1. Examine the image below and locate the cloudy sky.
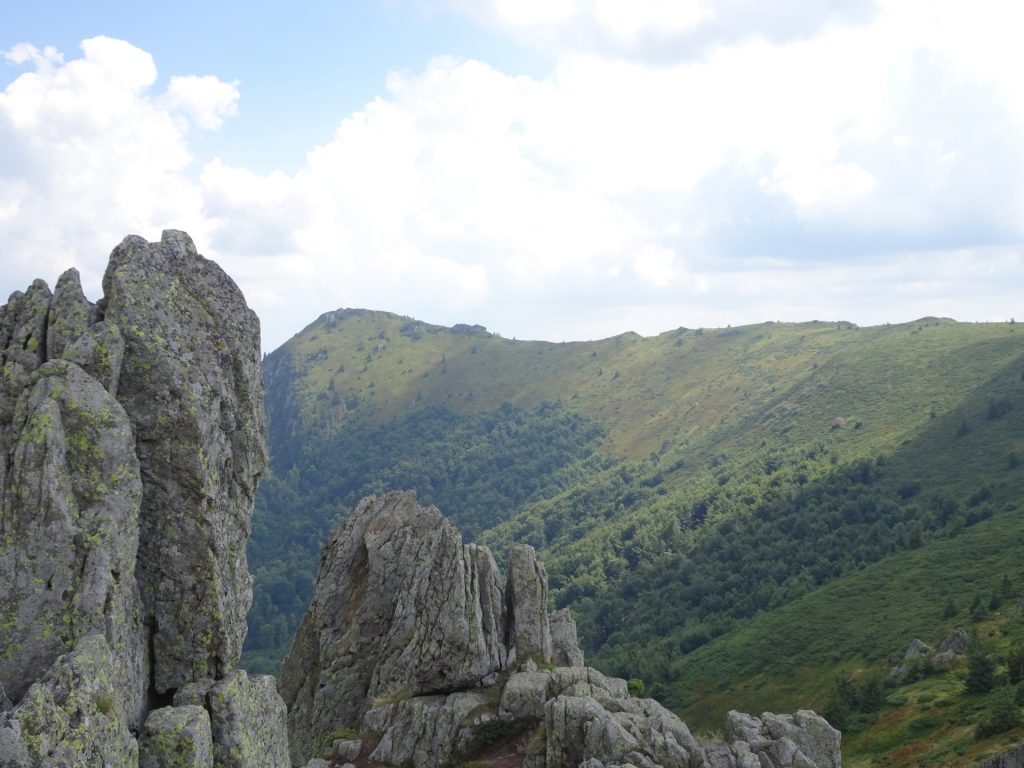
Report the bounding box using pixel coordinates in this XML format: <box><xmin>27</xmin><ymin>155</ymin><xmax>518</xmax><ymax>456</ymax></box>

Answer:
<box><xmin>2</xmin><ymin>1</ymin><xmax>1022</xmax><ymax>352</ymax></box>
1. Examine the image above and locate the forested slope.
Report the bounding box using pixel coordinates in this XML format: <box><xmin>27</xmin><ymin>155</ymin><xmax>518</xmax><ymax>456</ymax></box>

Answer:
<box><xmin>243</xmin><ymin>309</ymin><xmax>1024</xmax><ymax>763</ymax></box>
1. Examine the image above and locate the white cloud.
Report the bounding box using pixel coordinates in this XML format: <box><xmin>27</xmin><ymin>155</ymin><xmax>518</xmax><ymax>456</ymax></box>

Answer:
<box><xmin>163</xmin><ymin>75</ymin><xmax>240</xmax><ymax>130</ymax></box>
<box><xmin>0</xmin><ymin>36</ymin><xmax>240</xmax><ymax>304</ymax></box>
<box><xmin>2</xmin><ymin>10</ymin><xmax>1022</xmax><ymax>352</ymax></box>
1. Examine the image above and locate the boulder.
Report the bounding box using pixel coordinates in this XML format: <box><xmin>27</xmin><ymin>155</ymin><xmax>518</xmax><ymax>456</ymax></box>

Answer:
<box><xmin>139</xmin><ymin>705</ymin><xmax>214</xmax><ymax>768</ymax></box>
<box><xmin>760</xmin><ymin>711</ymin><xmax>841</xmax><ymax>768</ymax></box>
<box><xmin>206</xmin><ymin>670</ymin><xmax>290</xmax><ymax>768</ymax></box>
<box><xmin>0</xmin><ymin>634</ymin><xmax>138</xmax><ymax>766</ymax></box>
<box><xmin>542</xmin><ymin>689</ymin><xmax>704</xmax><ymax>768</ymax></box>
<box><xmin>500</xmin><ymin>671</ymin><xmax>553</xmax><ymax>720</ymax></box>
<box><xmin>902</xmin><ymin>639</ymin><xmax>933</xmax><ymax>659</ymax></box>
<box><xmin>368</xmin><ymin>692</ymin><xmax>491</xmax><ymax>768</ymax></box>
<box><xmin>939</xmin><ymin>628</ymin><xmax>970</xmax><ymax>655</ymax></box>
<box><xmin>0</xmin><ymin>360</ymin><xmax>145</xmax><ymax>725</ymax></box>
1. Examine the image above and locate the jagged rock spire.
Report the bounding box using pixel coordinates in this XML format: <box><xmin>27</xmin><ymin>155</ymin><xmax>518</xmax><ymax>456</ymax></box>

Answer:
<box><xmin>0</xmin><ymin>231</ymin><xmax>286</xmax><ymax>766</ymax></box>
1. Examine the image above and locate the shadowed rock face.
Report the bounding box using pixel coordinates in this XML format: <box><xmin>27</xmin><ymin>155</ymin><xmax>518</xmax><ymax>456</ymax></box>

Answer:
<box><xmin>0</xmin><ymin>231</ymin><xmax>284</xmax><ymax>766</ymax></box>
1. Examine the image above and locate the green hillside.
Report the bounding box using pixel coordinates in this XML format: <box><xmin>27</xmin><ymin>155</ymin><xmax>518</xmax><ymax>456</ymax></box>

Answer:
<box><xmin>245</xmin><ymin>308</ymin><xmax>1024</xmax><ymax>763</ymax></box>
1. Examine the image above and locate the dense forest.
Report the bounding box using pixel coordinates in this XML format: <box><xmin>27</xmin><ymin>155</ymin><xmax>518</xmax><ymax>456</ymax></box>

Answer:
<box><xmin>244</xmin><ymin>308</ymin><xmax>1024</xmax><ymax>764</ymax></box>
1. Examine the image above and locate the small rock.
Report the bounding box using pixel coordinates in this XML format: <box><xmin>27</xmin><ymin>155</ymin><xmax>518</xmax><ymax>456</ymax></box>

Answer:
<box><xmin>332</xmin><ymin>737</ymin><xmax>361</xmax><ymax>761</ymax></box>
<box><xmin>139</xmin><ymin>705</ymin><xmax>214</xmax><ymax>768</ymax></box>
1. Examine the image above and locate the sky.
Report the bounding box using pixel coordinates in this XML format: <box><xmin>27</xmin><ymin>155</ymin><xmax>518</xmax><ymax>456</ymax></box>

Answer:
<box><xmin>2</xmin><ymin>1</ymin><xmax>1022</xmax><ymax>353</ymax></box>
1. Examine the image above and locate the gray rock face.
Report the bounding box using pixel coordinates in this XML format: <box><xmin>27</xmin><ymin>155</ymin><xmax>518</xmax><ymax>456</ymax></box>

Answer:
<box><xmin>0</xmin><ymin>634</ymin><xmax>139</xmax><ymax>767</ymax></box>
<box><xmin>939</xmin><ymin>628</ymin><xmax>970</xmax><ymax>655</ymax></box>
<box><xmin>725</xmin><ymin>710</ymin><xmax>842</xmax><ymax>768</ymax></box>
<box><xmin>280</xmin><ymin>491</ymin><xmax>518</xmax><ymax>765</ymax></box>
<box><xmin>0</xmin><ymin>232</ymin><xmax>284</xmax><ymax>767</ymax></box>
<box><xmin>0</xmin><ymin>359</ymin><xmax>145</xmax><ymax>725</ymax></box>
<box><xmin>279</xmin><ymin>492</ymin><xmax>596</xmax><ymax>766</ymax></box>
<box><xmin>507</xmin><ymin>545</ymin><xmax>553</xmax><ymax>666</ymax></box>
<box><xmin>542</xmin><ymin>678</ymin><xmax>704</xmax><ymax>768</ymax></box>
<box><xmin>139</xmin><ymin>705</ymin><xmax>214</xmax><ymax>768</ymax></box>
<box><xmin>103</xmin><ymin>231</ymin><xmax>266</xmax><ymax>693</ymax></box>
<box><xmin>550</xmin><ymin>607</ymin><xmax>585</xmax><ymax>667</ymax></box>
<box><xmin>206</xmin><ymin>670</ymin><xmax>290</xmax><ymax>768</ymax></box>
<box><xmin>977</xmin><ymin>744</ymin><xmax>1024</xmax><ymax>768</ymax></box>
<box><xmin>368</xmin><ymin>691</ymin><xmax>492</xmax><ymax>768</ymax></box>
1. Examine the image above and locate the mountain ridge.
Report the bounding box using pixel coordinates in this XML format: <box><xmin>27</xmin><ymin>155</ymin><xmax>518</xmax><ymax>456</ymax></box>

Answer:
<box><xmin>248</xmin><ymin>304</ymin><xmax>1024</xmax><ymax>765</ymax></box>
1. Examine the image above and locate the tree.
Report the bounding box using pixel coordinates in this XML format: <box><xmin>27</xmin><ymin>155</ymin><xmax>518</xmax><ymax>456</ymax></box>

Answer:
<box><xmin>965</xmin><ymin>640</ymin><xmax>998</xmax><ymax>694</ymax></box>
<box><xmin>1006</xmin><ymin>643</ymin><xmax>1024</xmax><ymax>685</ymax></box>
<box><xmin>941</xmin><ymin>598</ymin><xmax>957</xmax><ymax>619</ymax></box>
<box><xmin>857</xmin><ymin>671</ymin><xmax>887</xmax><ymax>712</ymax></box>
<box><xmin>823</xmin><ymin>686</ymin><xmax>851</xmax><ymax>731</ymax></box>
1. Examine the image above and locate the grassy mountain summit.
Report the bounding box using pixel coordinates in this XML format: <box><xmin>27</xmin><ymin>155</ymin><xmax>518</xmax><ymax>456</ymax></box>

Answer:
<box><xmin>246</xmin><ymin>308</ymin><xmax>1024</xmax><ymax>764</ymax></box>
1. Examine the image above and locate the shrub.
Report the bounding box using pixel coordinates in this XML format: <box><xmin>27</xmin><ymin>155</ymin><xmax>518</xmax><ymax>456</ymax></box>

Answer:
<box><xmin>975</xmin><ymin>688</ymin><xmax>1022</xmax><ymax>739</ymax></box>
<box><xmin>986</xmin><ymin>398</ymin><xmax>1013</xmax><ymax>421</ymax></box>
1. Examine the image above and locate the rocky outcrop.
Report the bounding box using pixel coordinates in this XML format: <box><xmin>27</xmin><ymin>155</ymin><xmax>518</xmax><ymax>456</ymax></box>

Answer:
<box><xmin>0</xmin><ymin>634</ymin><xmax>138</xmax><ymax>767</ymax></box>
<box><xmin>279</xmin><ymin>491</ymin><xmax>565</xmax><ymax>765</ymax></box>
<box><xmin>279</xmin><ymin>491</ymin><xmax>586</xmax><ymax>765</ymax></box>
<box><xmin>507</xmin><ymin>544</ymin><xmax>553</xmax><ymax>665</ymax></box>
<box><xmin>892</xmin><ymin>629</ymin><xmax>971</xmax><ymax>675</ymax></box>
<box><xmin>0</xmin><ymin>232</ymin><xmax>285</xmax><ymax>766</ymax></box>
<box><xmin>977</xmin><ymin>744</ymin><xmax>1024</xmax><ymax>768</ymax></box>
<box><xmin>280</xmin><ymin>491</ymin><xmax>838</xmax><ymax>768</ymax></box>
<box><xmin>0</xmin><ymin>358</ymin><xmax>145</xmax><ymax>725</ymax></box>
<box><xmin>550</xmin><ymin>607</ymin><xmax>585</xmax><ymax>667</ymax></box>
<box><xmin>139</xmin><ymin>705</ymin><xmax>214</xmax><ymax>768</ymax></box>
<box><xmin>102</xmin><ymin>231</ymin><xmax>266</xmax><ymax>692</ymax></box>
<box><xmin>726</xmin><ymin>710</ymin><xmax>841</xmax><ymax>768</ymax></box>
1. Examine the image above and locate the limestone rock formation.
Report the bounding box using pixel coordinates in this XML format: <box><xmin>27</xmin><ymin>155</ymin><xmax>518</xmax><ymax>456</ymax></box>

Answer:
<box><xmin>280</xmin><ymin>491</ymin><xmax>838</xmax><ymax>768</ymax></box>
<box><xmin>0</xmin><ymin>231</ymin><xmax>285</xmax><ymax>767</ymax></box>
